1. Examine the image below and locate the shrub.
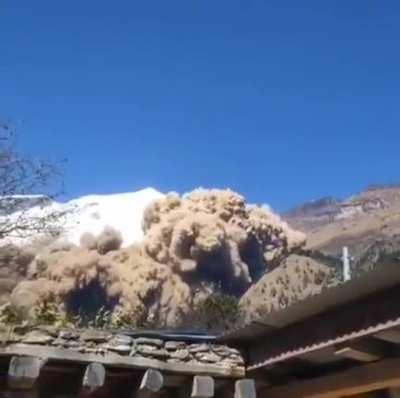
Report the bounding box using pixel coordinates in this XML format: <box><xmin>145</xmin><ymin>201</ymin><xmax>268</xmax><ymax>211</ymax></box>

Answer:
<box><xmin>0</xmin><ymin>302</ymin><xmax>22</xmax><ymax>325</ymax></box>
<box><xmin>34</xmin><ymin>292</ymin><xmax>76</xmax><ymax>328</ymax></box>
<box><xmin>184</xmin><ymin>293</ymin><xmax>243</xmax><ymax>333</ymax></box>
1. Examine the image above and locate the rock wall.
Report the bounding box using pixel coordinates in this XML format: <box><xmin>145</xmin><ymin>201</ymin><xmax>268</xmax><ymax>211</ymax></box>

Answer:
<box><xmin>0</xmin><ymin>327</ymin><xmax>244</xmax><ymax>372</ymax></box>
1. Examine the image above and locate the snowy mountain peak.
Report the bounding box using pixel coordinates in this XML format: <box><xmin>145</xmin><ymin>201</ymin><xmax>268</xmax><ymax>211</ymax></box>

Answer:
<box><xmin>1</xmin><ymin>188</ymin><xmax>165</xmax><ymax>247</ymax></box>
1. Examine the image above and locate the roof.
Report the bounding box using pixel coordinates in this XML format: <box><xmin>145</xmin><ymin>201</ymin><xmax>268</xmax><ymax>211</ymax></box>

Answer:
<box><xmin>220</xmin><ymin>263</ymin><xmax>400</xmax><ymax>344</ymax></box>
<box><xmin>117</xmin><ymin>329</ymin><xmax>218</xmax><ymax>342</ymax></box>
<box><xmin>214</xmin><ymin>262</ymin><xmax>400</xmax><ymax>381</ymax></box>
<box><xmin>0</xmin><ymin>327</ymin><xmax>244</xmax><ymax>378</ymax></box>
<box><xmin>248</xmin><ymin>315</ymin><xmax>400</xmax><ymax>371</ymax></box>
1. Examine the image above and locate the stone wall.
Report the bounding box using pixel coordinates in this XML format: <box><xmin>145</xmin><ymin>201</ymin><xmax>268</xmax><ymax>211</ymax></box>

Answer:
<box><xmin>0</xmin><ymin>327</ymin><xmax>244</xmax><ymax>375</ymax></box>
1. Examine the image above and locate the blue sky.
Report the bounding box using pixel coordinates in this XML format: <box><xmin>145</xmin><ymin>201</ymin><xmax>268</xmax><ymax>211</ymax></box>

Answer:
<box><xmin>1</xmin><ymin>1</ymin><xmax>399</xmax><ymax>211</ymax></box>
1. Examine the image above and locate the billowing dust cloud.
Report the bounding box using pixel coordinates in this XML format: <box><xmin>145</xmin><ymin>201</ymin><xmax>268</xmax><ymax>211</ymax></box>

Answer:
<box><xmin>10</xmin><ymin>189</ymin><xmax>306</xmax><ymax>327</ymax></box>
<box><xmin>142</xmin><ymin>189</ymin><xmax>305</xmax><ymax>292</ymax></box>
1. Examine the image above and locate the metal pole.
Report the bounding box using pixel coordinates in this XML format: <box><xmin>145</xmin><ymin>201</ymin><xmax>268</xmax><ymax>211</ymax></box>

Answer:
<box><xmin>342</xmin><ymin>246</ymin><xmax>351</xmax><ymax>282</ymax></box>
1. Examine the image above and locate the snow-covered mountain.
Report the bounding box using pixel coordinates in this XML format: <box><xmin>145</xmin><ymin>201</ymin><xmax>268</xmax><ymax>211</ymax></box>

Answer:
<box><xmin>1</xmin><ymin>188</ymin><xmax>165</xmax><ymax>247</ymax></box>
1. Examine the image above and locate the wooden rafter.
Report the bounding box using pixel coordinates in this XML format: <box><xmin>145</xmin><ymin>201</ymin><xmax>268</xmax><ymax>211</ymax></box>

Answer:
<box><xmin>261</xmin><ymin>357</ymin><xmax>400</xmax><ymax>398</ymax></box>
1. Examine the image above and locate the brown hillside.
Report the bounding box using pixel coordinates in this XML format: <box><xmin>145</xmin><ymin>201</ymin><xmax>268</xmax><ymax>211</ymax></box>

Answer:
<box><xmin>284</xmin><ymin>186</ymin><xmax>400</xmax><ymax>258</ymax></box>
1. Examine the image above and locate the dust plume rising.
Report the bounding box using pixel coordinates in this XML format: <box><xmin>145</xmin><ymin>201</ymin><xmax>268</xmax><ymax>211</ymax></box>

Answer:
<box><xmin>10</xmin><ymin>189</ymin><xmax>306</xmax><ymax>327</ymax></box>
<box><xmin>142</xmin><ymin>189</ymin><xmax>305</xmax><ymax>292</ymax></box>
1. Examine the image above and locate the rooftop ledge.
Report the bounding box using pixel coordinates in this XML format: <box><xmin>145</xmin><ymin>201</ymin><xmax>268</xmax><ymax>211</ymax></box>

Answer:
<box><xmin>0</xmin><ymin>327</ymin><xmax>245</xmax><ymax>378</ymax></box>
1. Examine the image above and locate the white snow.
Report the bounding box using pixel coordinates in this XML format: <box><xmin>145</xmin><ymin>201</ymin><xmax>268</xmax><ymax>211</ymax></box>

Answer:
<box><xmin>0</xmin><ymin>187</ymin><xmax>165</xmax><ymax>247</ymax></box>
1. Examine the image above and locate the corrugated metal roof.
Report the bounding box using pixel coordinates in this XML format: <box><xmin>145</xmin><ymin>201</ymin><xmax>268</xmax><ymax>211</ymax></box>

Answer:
<box><xmin>248</xmin><ymin>315</ymin><xmax>400</xmax><ymax>370</ymax></box>
<box><xmin>220</xmin><ymin>263</ymin><xmax>400</xmax><ymax>343</ymax></box>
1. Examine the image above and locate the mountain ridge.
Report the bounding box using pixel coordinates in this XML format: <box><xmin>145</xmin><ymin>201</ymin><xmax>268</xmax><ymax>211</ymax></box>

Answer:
<box><xmin>283</xmin><ymin>185</ymin><xmax>400</xmax><ymax>259</ymax></box>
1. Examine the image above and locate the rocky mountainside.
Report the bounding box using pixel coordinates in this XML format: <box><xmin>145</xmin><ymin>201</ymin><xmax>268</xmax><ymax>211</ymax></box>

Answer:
<box><xmin>283</xmin><ymin>185</ymin><xmax>400</xmax><ymax>261</ymax></box>
<box><xmin>282</xmin><ymin>197</ymin><xmax>342</xmax><ymax>232</ymax></box>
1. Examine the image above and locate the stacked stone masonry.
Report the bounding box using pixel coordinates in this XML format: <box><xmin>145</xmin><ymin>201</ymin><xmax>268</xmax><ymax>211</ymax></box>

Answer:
<box><xmin>0</xmin><ymin>327</ymin><xmax>244</xmax><ymax>374</ymax></box>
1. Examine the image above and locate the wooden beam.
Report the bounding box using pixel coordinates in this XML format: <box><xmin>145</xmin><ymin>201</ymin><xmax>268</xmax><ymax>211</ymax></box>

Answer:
<box><xmin>191</xmin><ymin>376</ymin><xmax>214</xmax><ymax>398</ymax></box>
<box><xmin>139</xmin><ymin>369</ymin><xmax>164</xmax><ymax>393</ymax></box>
<box><xmin>0</xmin><ymin>345</ymin><xmax>244</xmax><ymax>378</ymax></box>
<box><xmin>178</xmin><ymin>376</ymin><xmax>219</xmax><ymax>398</ymax></box>
<box><xmin>387</xmin><ymin>388</ymin><xmax>400</xmax><ymax>398</ymax></box>
<box><xmin>335</xmin><ymin>346</ymin><xmax>378</xmax><ymax>362</ymax></box>
<box><xmin>8</xmin><ymin>356</ymin><xmax>46</xmax><ymax>390</ymax></box>
<box><xmin>234</xmin><ymin>380</ymin><xmax>256</xmax><ymax>398</ymax></box>
<box><xmin>375</xmin><ymin>329</ymin><xmax>400</xmax><ymax>344</ymax></box>
<box><xmin>334</xmin><ymin>339</ymin><xmax>386</xmax><ymax>362</ymax></box>
<box><xmin>81</xmin><ymin>368</ymin><xmax>186</xmax><ymax>388</ymax></box>
<box><xmin>81</xmin><ymin>363</ymin><xmax>106</xmax><ymax>394</ymax></box>
<box><xmin>261</xmin><ymin>357</ymin><xmax>400</xmax><ymax>398</ymax></box>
